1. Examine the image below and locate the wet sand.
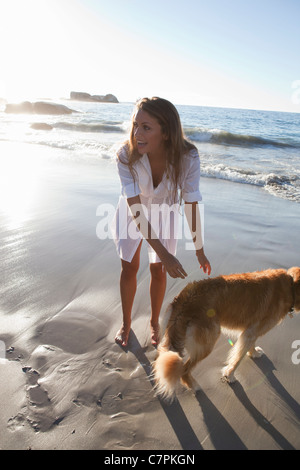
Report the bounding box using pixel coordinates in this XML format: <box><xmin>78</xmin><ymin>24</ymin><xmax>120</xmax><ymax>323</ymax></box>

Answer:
<box><xmin>0</xmin><ymin>141</ymin><xmax>299</xmax><ymax>450</ymax></box>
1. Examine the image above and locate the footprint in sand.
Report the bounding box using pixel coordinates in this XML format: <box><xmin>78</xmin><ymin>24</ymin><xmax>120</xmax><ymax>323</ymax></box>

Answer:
<box><xmin>7</xmin><ymin>413</ymin><xmax>27</xmax><ymax>432</ymax></box>
<box><xmin>22</xmin><ymin>367</ymin><xmax>50</xmax><ymax>406</ymax></box>
<box><xmin>8</xmin><ymin>365</ymin><xmax>61</xmax><ymax>433</ymax></box>
<box><xmin>28</xmin><ymin>384</ymin><xmax>51</xmax><ymax>407</ymax></box>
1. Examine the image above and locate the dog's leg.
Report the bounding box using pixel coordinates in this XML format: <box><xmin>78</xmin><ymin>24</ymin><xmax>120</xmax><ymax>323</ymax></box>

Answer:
<box><xmin>181</xmin><ymin>358</ymin><xmax>199</xmax><ymax>391</ymax></box>
<box><xmin>222</xmin><ymin>328</ymin><xmax>256</xmax><ymax>383</ymax></box>
<box><xmin>182</xmin><ymin>323</ymin><xmax>220</xmax><ymax>392</ymax></box>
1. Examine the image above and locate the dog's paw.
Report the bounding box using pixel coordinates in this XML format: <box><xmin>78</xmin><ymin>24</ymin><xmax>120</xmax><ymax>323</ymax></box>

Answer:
<box><xmin>247</xmin><ymin>346</ymin><xmax>264</xmax><ymax>359</ymax></box>
<box><xmin>221</xmin><ymin>367</ymin><xmax>236</xmax><ymax>384</ymax></box>
<box><xmin>192</xmin><ymin>381</ymin><xmax>201</xmax><ymax>394</ymax></box>
<box><xmin>181</xmin><ymin>374</ymin><xmax>199</xmax><ymax>392</ymax></box>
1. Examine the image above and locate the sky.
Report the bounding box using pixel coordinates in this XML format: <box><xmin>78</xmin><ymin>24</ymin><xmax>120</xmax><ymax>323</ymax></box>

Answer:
<box><xmin>0</xmin><ymin>0</ymin><xmax>299</xmax><ymax>112</ymax></box>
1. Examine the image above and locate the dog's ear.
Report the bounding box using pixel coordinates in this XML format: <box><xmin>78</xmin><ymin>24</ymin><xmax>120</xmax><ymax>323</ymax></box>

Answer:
<box><xmin>287</xmin><ymin>267</ymin><xmax>300</xmax><ymax>284</ymax></box>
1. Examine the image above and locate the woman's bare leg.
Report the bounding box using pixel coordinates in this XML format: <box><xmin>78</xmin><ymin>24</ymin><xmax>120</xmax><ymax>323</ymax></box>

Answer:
<box><xmin>115</xmin><ymin>241</ymin><xmax>142</xmax><ymax>347</ymax></box>
<box><xmin>149</xmin><ymin>262</ymin><xmax>167</xmax><ymax>346</ymax></box>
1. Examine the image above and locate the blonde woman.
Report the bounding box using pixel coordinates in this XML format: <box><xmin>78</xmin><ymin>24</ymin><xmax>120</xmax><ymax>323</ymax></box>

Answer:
<box><xmin>112</xmin><ymin>97</ymin><xmax>211</xmax><ymax>347</ymax></box>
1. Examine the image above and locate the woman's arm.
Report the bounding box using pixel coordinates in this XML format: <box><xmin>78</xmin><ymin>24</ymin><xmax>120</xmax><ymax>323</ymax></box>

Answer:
<box><xmin>127</xmin><ymin>195</ymin><xmax>187</xmax><ymax>279</ymax></box>
<box><xmin>184</xmin><ymin>201</ymin><xmax>211</xmax><ymax>275</ymax></box>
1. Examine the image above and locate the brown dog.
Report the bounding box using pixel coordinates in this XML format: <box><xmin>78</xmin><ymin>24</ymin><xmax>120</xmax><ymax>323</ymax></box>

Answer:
<box><xmin>154</xmin><ymin>267</ymin><xmax>300</xmax><ymax>400</ymax></box>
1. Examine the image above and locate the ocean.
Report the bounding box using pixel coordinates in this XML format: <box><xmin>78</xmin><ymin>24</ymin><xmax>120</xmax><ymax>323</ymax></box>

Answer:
<box><xmin>1</xmin><ymin>99</ymin><xmax>300</xmax><ymax>203</ymax></box>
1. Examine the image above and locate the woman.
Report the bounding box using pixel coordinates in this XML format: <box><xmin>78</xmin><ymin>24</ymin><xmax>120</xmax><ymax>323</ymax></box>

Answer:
<box><xmin>112</xmin><ymin>97</ymin><xmax>211</xmax><ymax>347</ymax></box>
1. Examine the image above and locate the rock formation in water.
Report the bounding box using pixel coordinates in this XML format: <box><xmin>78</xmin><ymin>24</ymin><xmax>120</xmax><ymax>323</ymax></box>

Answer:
<box><xmin>70</xmin><ymin>91</ymin><xmax>119</xmax><ymax>103</ymax></box>
<box><xmin>30</xmin><ymin>122</ymin><xmax>53</xmax><ymax>130</ymax></box>
<box><xmin>5</xmin><ymin>101</ymin><xmax>77</xmax><ymax>114</ymax></box>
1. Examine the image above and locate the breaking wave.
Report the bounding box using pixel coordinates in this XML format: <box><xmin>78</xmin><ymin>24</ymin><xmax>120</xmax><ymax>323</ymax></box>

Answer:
<box><xmin>201</xmin><ymin>162</ymin><xmax>300</xmax><ymax>202</ymax></box>
<box><xmin>185</xmin><ymin>127</ymin><xmax>299</xmax><ymax>149</ymax></box>
<box><xmin>53</xmin><ymin>121</ymin><xmax>126</xmax><ymax>133</ymax></box>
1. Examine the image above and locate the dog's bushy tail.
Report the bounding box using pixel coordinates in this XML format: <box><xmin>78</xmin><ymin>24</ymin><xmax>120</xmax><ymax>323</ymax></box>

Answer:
<box><xmin>154</xmin><ymin>347</ymin><xmax>184</xmax><ymax>400</ymax></box>
<box><xmin>153</xmin><ymin>303</ymin><xmax>187</xmax><ymax>400</ymax></box>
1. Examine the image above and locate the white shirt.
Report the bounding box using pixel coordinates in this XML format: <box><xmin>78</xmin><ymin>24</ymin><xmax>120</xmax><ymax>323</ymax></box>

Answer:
<box><xmin>111</xmin><ymin>144</ymin><xmax>202</xmax><ymax>263</ymax></box>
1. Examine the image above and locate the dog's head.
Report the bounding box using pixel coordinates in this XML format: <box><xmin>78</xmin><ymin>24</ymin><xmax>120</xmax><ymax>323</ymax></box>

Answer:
<box><xmin>287</xmin><ymin>267</ymin><xmax>300</xmax><ymax>313</ymax></box>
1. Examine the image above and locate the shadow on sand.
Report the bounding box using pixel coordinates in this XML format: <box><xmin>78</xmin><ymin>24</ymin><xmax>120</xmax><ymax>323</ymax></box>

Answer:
<box><xmin>119</xmin><ymin>332</ymin><xmax>299</xmax><ymax>450</ymax></box>
<box><xmin>122</xmin><ymin>331</ymin><xmax>247</xmax><ymax>450</ymax></box>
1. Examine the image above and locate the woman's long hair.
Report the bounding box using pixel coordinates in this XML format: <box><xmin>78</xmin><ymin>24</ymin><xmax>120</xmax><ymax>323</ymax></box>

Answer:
<box><xmin>119</xmin><ymin>97</ymin><xmax>196</xmax><ymax>203</ymax></box>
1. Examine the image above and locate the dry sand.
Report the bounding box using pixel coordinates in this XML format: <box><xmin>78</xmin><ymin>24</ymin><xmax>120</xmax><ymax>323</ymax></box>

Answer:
<box><xmin>0</xmin><ymin>145</ymin><xmax>299</xmax><ymax>450</ymax></box>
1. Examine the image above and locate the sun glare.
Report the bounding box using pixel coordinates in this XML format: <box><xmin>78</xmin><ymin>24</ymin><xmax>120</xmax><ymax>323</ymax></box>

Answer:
<box><xmin>0</xmin><ymin>0</ymin><xmax>83</xmax><ymax>102</ymax></box>
<box><xmin>0</xmin><ymin>142</ymin><xmax>41</xmax><ymax>228</ymax></box>
<box><xmin>0</xmin><ymin>0</ymin><xmax>132</xmax><ymax>102</ymax></box>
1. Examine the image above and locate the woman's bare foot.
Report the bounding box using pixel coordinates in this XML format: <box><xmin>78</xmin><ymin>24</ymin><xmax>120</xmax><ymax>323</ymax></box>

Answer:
<box><xmin>150</xmin><ymin>323</ymin><xmax>160</xmax><ymax>347</ymax></box>
<box><xmin>115</xmin><ymin>325</ymin><xmax>131</xmax><ymax>347</ymax></box>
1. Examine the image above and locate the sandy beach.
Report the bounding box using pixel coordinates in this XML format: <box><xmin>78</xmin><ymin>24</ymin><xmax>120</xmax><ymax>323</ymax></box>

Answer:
<box><xmin>0</xmin><ymin>141</ymin><xmax>299</xmax><ymax>451</ymax></box>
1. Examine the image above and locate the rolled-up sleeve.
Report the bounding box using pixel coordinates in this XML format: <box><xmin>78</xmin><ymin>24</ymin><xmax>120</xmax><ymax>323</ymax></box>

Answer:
<box><xmin>116</xmin><ymin>147</ymin><xmax>141</xmax><ymax>198</ymax></box>
<box><xmin>182</xmin><ymin>149</ymin><xmax>202</xmax><ymax>202</ymax></box>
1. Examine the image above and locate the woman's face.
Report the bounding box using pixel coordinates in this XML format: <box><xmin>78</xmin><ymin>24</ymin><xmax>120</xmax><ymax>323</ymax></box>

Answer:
<box><xmin>133</xmin><ymin>109</ymin><xmax>166</xmax><ymax>157</ymax></box>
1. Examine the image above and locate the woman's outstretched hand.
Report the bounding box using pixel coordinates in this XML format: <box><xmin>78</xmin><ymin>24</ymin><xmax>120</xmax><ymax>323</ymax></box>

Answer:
<box><xmin>159</xmin><ymin>248</ymin><xmax>211</xmax><ymax>279</ymax></box>
<box><xmin>161</xmin><ymin>252</ymin><xmax>187</xmax><ymax>279</ymax></box>
<box><xmin>196</xmin><ymin>248</ymin><xmax>211</xmax><ymax>275</ymax></box>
